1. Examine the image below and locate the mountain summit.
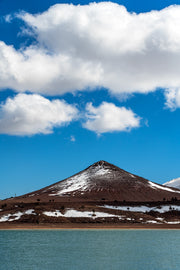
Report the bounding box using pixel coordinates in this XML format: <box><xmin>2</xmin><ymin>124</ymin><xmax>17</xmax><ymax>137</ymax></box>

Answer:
<box><xmin>19</xmin><ymin>160</ymin><xmax>180</xmax><ymax>202</ymax></box>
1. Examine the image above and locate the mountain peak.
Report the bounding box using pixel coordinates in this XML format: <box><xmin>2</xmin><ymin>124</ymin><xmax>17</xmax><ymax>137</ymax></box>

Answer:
<box><xmin>90</xmin><ymin>160</ymin><xmax>118</xmax><ymax>170</ymax></box>
<box><xmin>19</xmin><ymin>161</ymin><xmax>180</xmax><ymax>202</ymax></box>
<box><xmin>91</xmin><ymin>160</ymin><xmax>111</xmax><ymax>167</ymax></box>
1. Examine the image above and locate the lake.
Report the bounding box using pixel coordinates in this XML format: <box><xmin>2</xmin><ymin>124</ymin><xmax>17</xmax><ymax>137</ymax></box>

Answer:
<box><xmin>0</xmin><ymin>230</ymin><xmax>180</xmax><ymax>270</ymax></box>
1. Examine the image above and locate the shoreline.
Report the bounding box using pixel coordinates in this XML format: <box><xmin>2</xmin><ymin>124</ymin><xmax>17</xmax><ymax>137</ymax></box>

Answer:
<box><xmin>1</xmin><ymin>223</ymin><xmax>180</xmax><ymax>230</ymax></box>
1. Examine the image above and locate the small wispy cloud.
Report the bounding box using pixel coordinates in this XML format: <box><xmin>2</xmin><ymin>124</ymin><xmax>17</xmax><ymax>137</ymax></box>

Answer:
<box><xmin>70</xmin><ymin>135</ymin><xmax>76</xmax><ymax>142</ymax></box>
<box><xmin>4</xmin><ymin>14</ymin><xmax>13</xmax><ymax>23</ymax></box>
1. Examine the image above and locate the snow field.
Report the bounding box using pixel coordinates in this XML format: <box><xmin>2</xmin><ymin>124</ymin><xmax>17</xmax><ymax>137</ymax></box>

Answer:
<box><xmin>0</xmin><ymin>209</ymin><xmax>36</xmax><ymax>222</ymax></box>
<box><xmin>102</xmin><ymin>204</ymin><xmax>180</xmax><ymax>213</ymax></box>
<box><xmin>148</xmin><ymin>181</ymin><xmax>180</xmax><ymax>193</ymax></box>
<box><xmin>43</xmin><ymin>209</ymin><xmax>121</xmax><ymax>219</ymax></box>
<box><xmin>48</xmin><ymin>166</ymin><xmax>111</xmax><ymax>196</ymax></box>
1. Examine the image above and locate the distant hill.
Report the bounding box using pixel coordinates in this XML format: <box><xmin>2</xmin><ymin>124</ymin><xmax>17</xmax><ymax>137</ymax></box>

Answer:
<box><xmin>164</xmin><ymin>177</ymin><xmax>180</xmax><ymax>190</ymax></box>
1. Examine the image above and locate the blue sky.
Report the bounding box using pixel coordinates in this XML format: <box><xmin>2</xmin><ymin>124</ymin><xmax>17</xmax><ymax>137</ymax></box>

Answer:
<box><xmin>1</xmin><ymin>0</ymin><xmax>180</xmax><ymax>199</ymax></box>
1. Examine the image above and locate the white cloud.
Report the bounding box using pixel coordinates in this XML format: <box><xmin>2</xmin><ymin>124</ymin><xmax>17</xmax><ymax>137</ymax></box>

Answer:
<box><xmin>0</xmin><ymin>41</ymin><xmax>101</xmax><ymax>95</ymax></box>
<box><xmin>0</xmin><ymin>94</ymin><xmax>141</xmax><ymax>136</ymax></box>
<box><xmin>165</xmin><ymin>88</ymin><xmax>180</xmax><ymax>110</ymax></box>
<box><xmin>0</xmin><ymin>3</ymin><xmax>180</xmax><ymax>96</ymax></box>
<box><xmin>83</xmin><ymin>102</ymin><xmax>141</xmax><ymax>134</ymax></box>
<box><xmin>70</xmin><ymin>135</ymin><xmax>76</xmax><ymax>142</ymax></box>
<box><xmin>0</xmin><ymin>94</ymin><xmax>78</xmax><ymax>135</ymax></box>
<box><xmin>4</xmin><ymin>14</ymin><xmax>13</xmax><ymax>23</ymax></box>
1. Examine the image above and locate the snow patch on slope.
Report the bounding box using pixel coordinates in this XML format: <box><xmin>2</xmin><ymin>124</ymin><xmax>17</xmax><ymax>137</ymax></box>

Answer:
<box><xmin>146</xmin><ymin>220</ymin><xmax>159</xmax><ymax>224</ymax></box>
<box><xmin>50</xmin><ymin>166</ymin><xmax>111</xmax><ymax>196</ymax></box>
<box><xmin>43</xmin><ymin>210</ymin><xmax>63</xmax><ymax>217</ymax></box>
<box><xmin>148</xmin><ymin>181</ymin><xmax>180</xmax><ymax>193</ymax></box>
<box><xmin>129</xmin><ymin>173</ymin><xmax>136</xmax><ymax>178</ymax></box>
<box><xmin>43</xmin><ymin>209</ymin><xmax>120</xmax><ymax>219</ymax></box>
<box><xmin>103</xmin><ymin>204</ymin><xmax>180</xmax><ymax>213</ymax></box>
<box><xmin>43</xmin><ymin>209</ymin><xmax>165</xmax><ymax>223</ymax></box>
<box><xmin>0</xmin><ymin>209</ymin><xmax>36</xmax><ymax>222</ymax></box>
<box><xmin>165</xmin><ymin>221</ymin><xmax>180</xmax><ymax>224</ymax></box>
<box><xmin>64</xmin><ymin>209</ymin><xmax>116</xmax><ymax>218</ymax></box>
<box><xmin>57</xmin><ymin>171</ymin><xmax>90</xmax><ymax>195</ymax></box>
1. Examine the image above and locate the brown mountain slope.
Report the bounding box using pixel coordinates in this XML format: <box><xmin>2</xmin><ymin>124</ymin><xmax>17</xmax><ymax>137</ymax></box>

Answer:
<box><xmin>11</xmin><ymin>160</ymin><xmax>180</xmax><ymax>203</ymax></box>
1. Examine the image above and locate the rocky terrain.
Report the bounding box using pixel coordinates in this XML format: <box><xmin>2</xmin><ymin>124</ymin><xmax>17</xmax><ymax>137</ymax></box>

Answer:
<box><xmin>1</xmin><ymin>160</ymin><xmax>180</xmax><ymax>227</ymax></box>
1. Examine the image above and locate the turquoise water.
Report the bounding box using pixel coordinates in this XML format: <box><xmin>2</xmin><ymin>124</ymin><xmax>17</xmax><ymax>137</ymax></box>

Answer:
<box><xmin>1</xmin><ymin>230</ymin><xmax>180</xmax><ymax>270</ymax></box>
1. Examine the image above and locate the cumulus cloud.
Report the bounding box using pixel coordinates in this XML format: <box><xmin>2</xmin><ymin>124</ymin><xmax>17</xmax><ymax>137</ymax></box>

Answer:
<box><xmin>0</xmin><ymin>94</ymin><xmax>78</xmax><ymax>135</ymax></box>
<box><xmin>0</xmin><ymin>2</ymin><xmax>180</xmax><ymax>96</ymax></box>
<box><xmin>0</xmin><ymin>41</ymin><xmax>101</xmax><ymax>94</ymax></box>
<box><xmin>83</xmin><ymin>102</ymin><xmax>141</xmax><ymax>134</ymax></box>
<box><xmin>0</xmin><ymin>94</ymin><xmax>140</xmax><ymax>136</ymax></box>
